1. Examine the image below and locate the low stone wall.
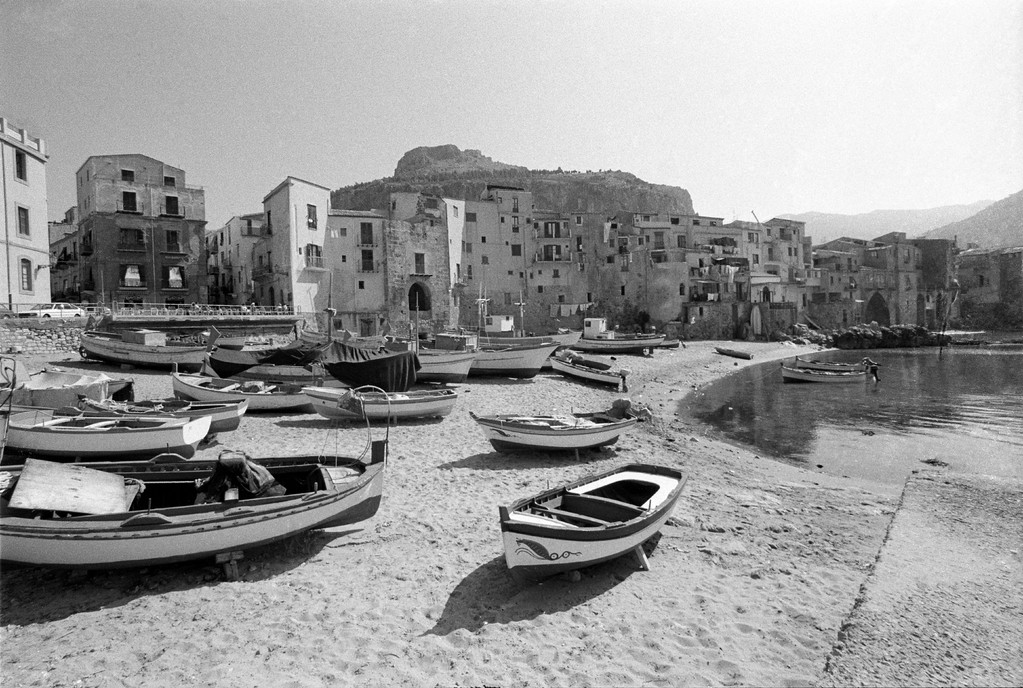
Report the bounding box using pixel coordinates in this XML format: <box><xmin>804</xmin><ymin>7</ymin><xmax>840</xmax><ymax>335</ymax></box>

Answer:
<box><xmin>0</xmin><ymin>322</ymin><xmax>84</xmax><ymax>355</ymax></box>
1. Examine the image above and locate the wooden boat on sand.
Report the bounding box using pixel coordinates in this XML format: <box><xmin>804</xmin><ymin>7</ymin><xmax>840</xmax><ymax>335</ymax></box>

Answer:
<box><xmin>549</xmin><ymin>350</ymin><xmax>630</xmax><ymax>391</ymax></box>
<box><xmin>780</xmin><ymin>363</ymin><xmax>867</xmax><ymax>383</ymax></box>
<box><xmin>469</xmin><ymin>342</ymin><xmax>560</xmax><ymax>378</ymax></box>
<box><xmin>76</xmin><ymin>397</ymin><xmax>248</xmax><ymax>435</ymax></box>
<box><xmin>79</xmin><ymin>330</ymin><xmax>207</xmax><ymax>371</ymax></box>
<box><xmin>0</xmin><ymin>367</ymin><xmax>135</xmax><ymax>409</ymax></box>
<box><xmin>499</xmin><ymin>463</ymin><xmax>687</xmax><ymax>582</ymax></box>
<box><xmin>302</xmin><ymin>385</ymin><xmax>458</xmax><ymax>421</ymax></box>
<box><xmin>171</xmin><ymin>372</ymin><xmax>314</xmax><ymax>413</ymax></box>
<box><xmin>0</xmin><ymin>444</ymin><xmax>386</xmax><ymax>570</ymax></box>
<box><xmin>714</xmin><ymin>346</ymin><xmax>754</xmax><ymax>360</ymax></box>
<box><xmin>2</xmin><ymin>409</ymin><xmax>211</xmax><ymax>462</ymax></box>
<box><xmin>414</xmin><ymin>349</ymin><xmax>478</xmax><ymax>384</ymax></box>
<box><xmin>470</xmin><ymin>399</ymin><xmax>646</xmax><ymax>453</ymax></box>
<box><xmin>572</xmin><ymin>318</ymin><xmax>664</xmax><ymax>355</ymax></box>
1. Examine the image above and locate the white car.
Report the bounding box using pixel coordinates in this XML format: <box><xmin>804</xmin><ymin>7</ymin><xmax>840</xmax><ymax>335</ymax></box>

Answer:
<box><xmin>19</xmin><ymin>302</ymin><xmax>87</xmax><ymax>319</ymax></box>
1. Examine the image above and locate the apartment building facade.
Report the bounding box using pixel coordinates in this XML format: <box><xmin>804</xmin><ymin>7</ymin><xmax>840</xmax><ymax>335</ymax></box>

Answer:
<box><xmin>74</xmin><ymin>154</ymin><xmax>206</xmax><ymax>306</ymax></box>
<box><xmin>207</xmin><ymin>212</ymin><xmax>263</xmax><ymax>305</ymax></box>
<box><xmin>1</xmin><ymin>116</ymin><xmax>50</xmax><ymax>308</ymax></box>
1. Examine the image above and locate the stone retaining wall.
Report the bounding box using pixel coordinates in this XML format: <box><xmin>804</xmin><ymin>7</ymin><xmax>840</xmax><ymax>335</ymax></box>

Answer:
<box><xmin>0</xmin><ymin>322</ymin><xmax>84</xmax><ymax>355</ymax></box>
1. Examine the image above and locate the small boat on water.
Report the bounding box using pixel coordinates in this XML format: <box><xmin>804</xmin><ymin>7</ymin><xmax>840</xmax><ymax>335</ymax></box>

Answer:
<box><xmin>715</xmin><ymin>346</ymin><xmax>754</xmax><ymax>360</ymax></box>
<box><xmin>171</xmin><ymin>372</ymin><xmax>314</xmax><ymax>413</ymax></box>
<box><xmin>469</xmin><ymin>342</ymin><xmax>560</xmax><ymax>378</ymax></box>
<box><xmin>302</xmin><ymin>385</ymin><xmax>458</xmax><ymax>421</ymax></box>
<box><xmin>572</xmin><ymin>318</ymin><xmax>664</xmax><ymax>355</ymax></box>
<box><xmin>549</xmin><ymin>350</ymin><xmax>630</xmax><ymax>391</ymax></box>
<box><xmin>470</xmin><ymin>399</ymin><xmax>646</xmax><ymax>453</ymax></box>
<box><xmin>79</xmin><ymin>330</ymin><xmax>208</xmax><ymax>371</ymax></box>
<box><xmin>2</xmin><ymin>409</ymin><xmax>211</xmax><ymax>462</ymax></box>
<box><xmin>0</xmin><ymin>443</ymin><xmax>386</xmax><ymax>570</ymax></box>
<box><xmin>780</xmin><ymin>363</ymin><xmax>867</xmax><ymax>384</ymax></box>
<box><xmin>792</xmin><ymin>355</ymin><xmax>873</xmax><ymax>372</ymax></box>
<box><xmin>76</xmin><ymin>397</ymin><xmax>248</xmax><ymax>435</ymax></box>
<box><xmin>499</xmin><ymin>463</ymin><xmax>687</xmax><ymax>582</ymax></box>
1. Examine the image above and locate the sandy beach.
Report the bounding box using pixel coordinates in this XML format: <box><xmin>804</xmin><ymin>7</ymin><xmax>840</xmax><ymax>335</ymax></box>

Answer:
<box><xmin>1</xmin><ymin>340</ymin><xmax>1019</xmax><ymax>687</ymax></box>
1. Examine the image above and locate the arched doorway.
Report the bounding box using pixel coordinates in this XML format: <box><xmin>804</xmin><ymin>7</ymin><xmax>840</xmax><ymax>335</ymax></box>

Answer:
<box><xmin>409</xmin><ymin>283</ymin><xmax>431</xmax><ymax>312</ymax></box>
<box><xmin>761</xmin><ymin>286</ymin><xmax>772</xmax><ymax>303</ymax></box>
<box><xmin>864</xmin><ymin>292</ymin><xmax>890</xmax><ymax>326</ymax></box>
<box><xmin>268</xmin><ymin>286</ymin><xmax>275</xmax><ymax>307</ymax></box>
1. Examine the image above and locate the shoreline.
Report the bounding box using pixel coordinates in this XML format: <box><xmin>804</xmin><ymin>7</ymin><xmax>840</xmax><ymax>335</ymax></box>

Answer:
<box><xmin>1</xmin><ymin>341</ymin><xmax>1018</xmax><ymax>686</ymax></box>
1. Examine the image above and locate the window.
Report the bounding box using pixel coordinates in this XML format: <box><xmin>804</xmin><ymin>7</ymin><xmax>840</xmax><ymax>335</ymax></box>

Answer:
<box><xmin>119</xmin><ymin>228</ymin><xmax>145</xmax><ymax>248</ymax></box>
<box><xmin>467</xmin><ymin>265</ymin><xmax>473</xmax><ymax>279</ymax></box>
<box><xmin>453</xmin><ymin>206</ymin><xmax>459</xmax><ymax>218</ymax></box>
<box><xmin>17</xmin><ymin>206</ymin><xmax>29</xmax><ymax>236</ymax></box>
<box><xmin>512</xmin><ymin>197</ymin><xmax>519</xmax><ymax>212</ymax></box>
<box><xmin>121</xmin><ymin>264</ymin><xmax>144</xmax><ymax>287</ymax></box>
<box><xmin>620</xmin><ymin>286</ymin><xmax>626</xmax><ymax>296</ymax></box>
<box><xmin>679</xmin><ymin>283</ymin><xmax>685</xmax><ymax>295</ymax></box>
<box><xmin>360</xmin><ymin>222</ymin><xmax>373</xmax><ymax>245</ymax></box>
<box><xmin>163</xmin><ymin>265</ymin><xmax>184</xmax><ymax>289</ymax></box>
<box><xmin>504</xmin><ymin>292</ymin><xmax>513</xmax><ymax>305</ymax></box>
<box><xmin>575</xmin><ymin>215</ymin><xmax>582</xmax><ymax>225</ymax></box>
<box><xmin>166</xmin><ymin>230</ymin><xmax>181</xmax><ymax>252</ymax></box>
<box><xmin>361</xmin><ymin>250</ymin><xmax>374</xmax><ymax>271</ymax></box>
<box><xmin>306</xmin><ymin>244</ymin><xmax>323</xmax><ymax>267</ymax></box>
<box><xmin>553</xmin><ymin>269</ymin><xmax>560</xmax><ymax>278</ymax></box>
<box><xmin>512</xmin><ymin>216</ymin><xmax>519</xmax><ymax>228</ymax></box>
<box><xmin>425</xmin><ymin>198</ymin><xmax>438</xmax><ymax>209</ymax></box>
<box><xmin>15</xmin><ymin>151</ymin><xmax>27</xmax><ymax>181</ymax></box>
<box><xmin>693</xmin><ymin>219</ymin><xmax>701</xmax><ymax>226</ymax></box>
<box><xmin>19</xmin><ymin>259</ymin><xmax>32</xmax><ymax>291</ymax></box>
<box><xmin>121</xmin><ymin>169</ymin><xmax>135</xmax><ymax>182</ymax></box>
<box><xmin>164</xmin><ymin>196</ymin><xmax>180</xmax><ymax>216</ymax></box>
<box><xmin>307</xmin><ymin>204</ymin><xmax>318</xmax><ymax>229</ymax></box>
<box><xmin>606</xmin><ymin>256</ymin><xmax>614</xmax><ymax>264</ymax></box>
<box><xmin>537</xmin><ymin>286</ymin><xmax>544</xmax><ymax>294</ymax></box>
<box><xmin>511</xmin><ymin>244</ymin><xmax>522</xmax><ymax>257</ymax></box>
<box><xmin>753</xmin><ymin>254</ymin><xmax>760</xmax><ymax>265</ymax></box>
<box><xmin>481</xmin><ymin>236</ymin><xmax>487</xmax><ymax>244</ymax></box>
<box><xmin>670</xmin><ymin>217</ymin><xmax>680</xmax><ymax>225</ymax></box>
<box><xmin>414</xmin><ymin>253</ymin><xmax>426</xmax><ymax>274</ymax></box>
<box><xmin>358</xmin><ymin>280</ymin><xmax>365</xmax><ymax>289</ymax></box>
<box><xmin>466</xmin><ymin>212</ymin><xmax>477</xmax><ymax>223</ymax></box>
<box><xmin>481</xmin><ymin>256</ymin><xmax>489</xmax><ymax>265</ymax></box>
<box><xmin>164</xmin><ymin>175</ymin><xmax>176</xmax><ymax>187</ymax></box>
<box><xmin>121</xmin><ymin>191</ymin><xmax>138</xmax><ymax>212</ymax></box>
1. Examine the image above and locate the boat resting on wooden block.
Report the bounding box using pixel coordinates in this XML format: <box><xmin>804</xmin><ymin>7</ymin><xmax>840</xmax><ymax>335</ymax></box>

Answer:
<box><xmin>76</xmin><ymin>397</ymin><xmax>248</xmax><ymax>435</ymax></box>
<box><xmin>171</xmin><ymin>372</ymin><xmax>315</xmax><ymax>413</ymax></box>
<box><xmin>549</xmin><ymin>350</ymin><xmax>630</xmax><ymax>390</ymax></box>
<box><xmin>470</xmin><ymin>399</ymin><xmax>646</xmax><ymax>453</ymax></box>
<box><xmin>499</xmin><ymin>463</ymin><xmax>687</xmax><ymax>582</ymax></box>
<box><xmin>2</xmin><ymin>409</ymin><xmax>211</xmax><ymax>462</ymax></box>
<box><xmin>0</xmin><ymin>445</ymin><xmax>386</xmax><ymax>570</ymax></box>
<box><xmin>302</xmin><ymin>385</ymin><xmax>458</xmax><ymax>421</ymax></box>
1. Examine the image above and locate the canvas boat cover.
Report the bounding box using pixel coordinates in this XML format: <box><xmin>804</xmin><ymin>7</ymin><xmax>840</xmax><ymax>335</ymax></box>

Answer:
<box><xmin>205</xmin><ymin>339</ymin><xmax>331</xmax><ymax>379</ymax></box>
<box><xmin>321</xmin><ymin>342</ymin><xmax>420</xmax><ymax>392</ymax></box>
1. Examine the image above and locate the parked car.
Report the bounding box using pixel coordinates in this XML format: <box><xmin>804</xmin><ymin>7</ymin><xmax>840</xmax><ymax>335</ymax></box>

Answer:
<box><xmin>0</xmin><ymin>305</ymin><xmax>15</xmax><ymax>319</ymax></box>
<box><xmin>18</xmin><ymin>303</ymin><xmax>87</xmax><ymax>319</ymax></box>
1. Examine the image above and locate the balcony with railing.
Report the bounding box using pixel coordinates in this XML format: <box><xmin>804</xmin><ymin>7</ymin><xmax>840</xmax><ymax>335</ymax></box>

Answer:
<box><xmin>118</xmin><ymin>240</ymin><xmax>147</xmax><ymax>252</ymax></box>
<box><xmin>304</xmin><ymin>254</ymin><xmax>325</xmax><ymax>269</ymax></box>
<box><xmin>160</xmin><ymin>201</ymin><xmax>184</xmax><ymax>217</ymax></box>
<box><xmin>80</xmin><ymin>241</ymin><xmax>94</xmax><ymax>256</ymax></box>
<box><xmin>252</xmin><ymin>264</ymin><xmax>274</xmax><ymax>280</ymax></box>
<box><xmin>116</xmin><ymin>200</ymin><xmax>143</xmax><ymax>214</ymax></box>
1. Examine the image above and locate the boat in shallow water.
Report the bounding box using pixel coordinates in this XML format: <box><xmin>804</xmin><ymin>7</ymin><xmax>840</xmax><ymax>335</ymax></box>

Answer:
<box><xmin>0</xmin><ymin>443</ymin><xmax>386</xmax><ymax>570</ymax></box>
<box><xmin>499</xmin><ymin>463</ymin><xmax>687</xmax><ymax>582</ymax></box>
<box><xmin>780</xmin><ymin>363</ymin><xmax>867</xmax><ymax>383</ymax></box>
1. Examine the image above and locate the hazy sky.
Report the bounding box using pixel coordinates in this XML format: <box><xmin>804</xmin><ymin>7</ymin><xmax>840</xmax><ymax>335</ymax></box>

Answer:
<box><xmin>3</xmin><ymin>0</ymin><xmax>1021</xmax><ymax>229</ymax></box>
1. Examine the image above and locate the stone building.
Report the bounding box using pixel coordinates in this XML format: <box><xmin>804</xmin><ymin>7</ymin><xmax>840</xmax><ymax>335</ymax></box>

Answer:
<box><xmin>48</xmin><ymin>207</ymin><xmax>79</xmax><ymax>302</ymax></box>
<box><xmin>1</xmin><ymin>116</ymin><xmax>50</xmax><ymax>308</ymax></box>
<box><xmin>207</xmin><ymin>212</ymin><xmax>263</xmax><ymax>305</ymax></box>
<box><xmin>74</xmin><ymin>154</ymin><xmax>206</xmax><ymax>307</ymax></box>
<box><xmin>956</xmin><ymin>245</ymin><xmax>1023</xmax><ymax>328</ymax></box>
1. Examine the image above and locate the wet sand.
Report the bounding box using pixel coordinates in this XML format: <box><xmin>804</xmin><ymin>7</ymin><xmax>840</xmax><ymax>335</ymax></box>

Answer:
<box><xmin>1</xmin><ymin>340</ymin><xmax>1018</xmax><ymax>687</ymax></box>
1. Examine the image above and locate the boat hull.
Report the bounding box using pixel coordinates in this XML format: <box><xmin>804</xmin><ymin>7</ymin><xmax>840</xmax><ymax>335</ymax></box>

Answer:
<box><xmin>80</xmin><ymin>331</ymin><xmax>206</xmax><ymax>371</ymax></box>
<box><xmin>303</xmin><ymin>387</ymin><xmax>458</xmax><ymax>420</ymax></box>
<box><xmin>470</xmin><ymin>412</ymin><xmax>637</xmax><ymax>452</ymax></box>
<box><xmin>780</xmin><ymin>365</ymin><xmax>866</xmax><ymax>383</ymax></box>
<box><xmin>171</xmin><ymin>373</ymin><xmax>314</xmax><ymax>412</ymax></box>
<box><xmin>792</xmin><ymin>356</ymin><xmax>867</xmax><ymax>372</ymax></box>
<box><xmin>0</xmin><ymin>452</ymin><xmax>385</xmax><ymax>569</ymax></box>
<box><xmin>3</xmin><ymin>410</ymin><xmax>210</xmax><ymax>461</ymax></box>
<box><xmin>469</xmin><ymin>343</ymin><xmax>560</xmax><ymax>378</ymax></box>
<box><xmin>715</xmin><ymin>347</ymin><xmax>754</xmax><ymax>360</ymax></box>
<box><xmin>499</xmin><ymin>464</ymin><xmax>686</xmax><ymax>582</ymax></box>
<box><xmin>415</xmin><ymin>350</ymin><xmax>477</xmax><ymax>383</ymax></box>
<box><xmin>572</xmin><ymin>334</ymin><xmax>664</xmax><ymax>355</ymax></box>
<box><xmin>79</xmin><ymin>398</ymin><xmax>248</xmax><ymax>435</ymax></box>
<box><xmin>549</xmin><ymin>356</ymin><xmax>625</xmax><ymax>388</ymax></box>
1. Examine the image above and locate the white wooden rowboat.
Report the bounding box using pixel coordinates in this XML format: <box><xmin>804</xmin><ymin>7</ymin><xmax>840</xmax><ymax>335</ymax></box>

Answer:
<box><xmin>302</xmin><ymin>386</ymin><xmax>459</xmax><ymax>421</ymax></box>
<box><xmin>549</xmin><ymin>350</ymin><xmax>630</xmax><ymax>390</ymax></box>
<box><xmin>469</xmin><ymin>399</ymin><xmax>645</xmax><ymax>453</ymax></box>
<box><xmin>572</xmin><ymin>333</ymin><xmax>664</xmax><ymax>355</ymax></box>
<box><xmin>171</xmin><ymin>372</ymin><xmax>315</xmax><ymax>412</ymax></box>
<box><xmin>780</xmin><ymin>363</ymin><xmax>867</xmax><ymax>383</ymax></box>
<box><xmin>2</xmin><ymin>409</ymin><xmax>211</xmax><ymax>461</ymax></box>
<box><xmin>499</xmin><ymin>463</ymin><xmax>687</xmax><ymax>582</ymax></box>
<box><xmin>792</xmin><ymin>355</ymin><xmax>873</xmax><ymax>372</ymax></box>
<box><xmin>415</xmin><ymin>350</ymin><xmax>478</xmax><ymax>384</ymax></box>
<box><xmin>0</xmin><ymin>445</ymin><xmax>386</xmax><ymax>570</ymax></box>
<box><xmin>469</xmin><ymin>342</ymin><xmax>560</xmax><ymax>378</ymax></box>
<box><xmin>77</xmin><ymin>397</ymin><xmax>248</xmax><ymax>435</ymax></box>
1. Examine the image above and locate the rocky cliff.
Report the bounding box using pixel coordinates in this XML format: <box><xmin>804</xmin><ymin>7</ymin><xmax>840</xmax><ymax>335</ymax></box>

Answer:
<box><xmin>918</xmin><ymin>189</ymin><xmax>1023</xmax><ymax>249</ymax></box>
<box><xmin>332</xmin><ymin>145</ymin><xmax>694</xmax><ymax>215</ymax></box>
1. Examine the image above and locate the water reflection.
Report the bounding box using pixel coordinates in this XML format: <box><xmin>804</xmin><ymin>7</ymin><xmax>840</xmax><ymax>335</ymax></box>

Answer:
<box><xmin>682</xmin><ymin>349</ymin><xmax>1023</xmax><ymax>484</ymax></box>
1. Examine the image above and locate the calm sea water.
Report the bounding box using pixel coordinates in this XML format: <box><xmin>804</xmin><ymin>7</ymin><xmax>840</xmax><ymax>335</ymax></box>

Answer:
<box><xmin>681</xmin><ymin>346</ymin><xmax>1023</xmax><ymax>487</ymax></box>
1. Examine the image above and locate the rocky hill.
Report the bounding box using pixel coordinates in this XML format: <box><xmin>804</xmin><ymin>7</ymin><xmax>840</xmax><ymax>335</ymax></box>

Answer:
<box><xmin>918</xmin><ymin>189</ymin><xmax>1023</xmax><ymax>248</ymax></box>
<box><xmin>331</xmin><ymin>145</ymin><xmax>694</xmax><ymax>215</ymax></box>
<box><xmin>782</xmin><ymin>201</ymin><xmax>993</xmax><ymax>246</ymax></box>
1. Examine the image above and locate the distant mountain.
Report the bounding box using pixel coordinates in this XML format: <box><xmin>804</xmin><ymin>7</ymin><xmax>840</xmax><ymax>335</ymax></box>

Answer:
<box><xmin>332</xmin><ymin>145</ymin><xmax>694</xmax><ymax>216</ymax></box>
<box><xmin>918</xmin><ymin>189</ymin><xmax>1023</xmax><ymax>249</ymax></box>
<box><xmin>781</xmin><ymin>201</ymin><xmax>993</xmax><ymax>246</ymax></box>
